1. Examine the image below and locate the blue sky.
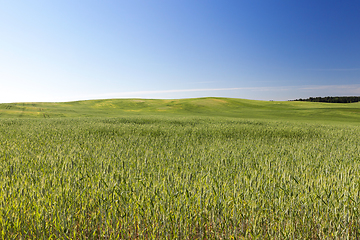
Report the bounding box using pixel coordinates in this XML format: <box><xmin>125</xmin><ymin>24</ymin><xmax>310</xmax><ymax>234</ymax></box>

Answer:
<box><xmin>1</xmin><ymin>0</ymin><xmax>359</xmax><ymax>102</ymax></box>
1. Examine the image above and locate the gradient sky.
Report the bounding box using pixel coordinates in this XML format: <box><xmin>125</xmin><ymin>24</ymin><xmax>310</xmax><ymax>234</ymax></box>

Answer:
<box><xmin>1</xmin><ymin>0</ymin><xmax>359</xmax><ymax>102</ymax></box>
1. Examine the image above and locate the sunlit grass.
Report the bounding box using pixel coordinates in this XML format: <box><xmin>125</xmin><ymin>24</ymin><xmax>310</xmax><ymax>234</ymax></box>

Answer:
<box><xmin>1</xmin><ymin>115</ymin><xmax>360</xmax><ymax>238</ymax></box>
<box><xmin>1</xmin><ymin>97</ymin><xmax>360</xmax><ymax>124</ymax></box>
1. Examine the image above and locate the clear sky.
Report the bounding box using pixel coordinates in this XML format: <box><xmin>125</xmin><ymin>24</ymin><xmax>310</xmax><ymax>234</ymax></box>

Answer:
<box><xmin>1</xmin><ymin>0</ymin><xmax>359</xmax><ymax>102</ymax></box>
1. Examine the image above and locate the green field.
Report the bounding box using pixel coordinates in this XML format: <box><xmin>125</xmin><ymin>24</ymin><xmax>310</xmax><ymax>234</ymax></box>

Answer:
<box><xmin>1</xmin><ymin>98</ymin><xmax>360</xmax><ymax>239</ymax></box>
<box><xmin>2</xmin><ymin>97</ymin><xmax>360</xmax><ymax>124</ymax></box>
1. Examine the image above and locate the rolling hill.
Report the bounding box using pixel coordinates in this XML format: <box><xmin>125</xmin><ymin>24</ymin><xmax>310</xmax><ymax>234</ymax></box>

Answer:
<box><xmin>1</xmin><ymin>97</ymin><xmax>360</xmax><ymax>124</ymax></box>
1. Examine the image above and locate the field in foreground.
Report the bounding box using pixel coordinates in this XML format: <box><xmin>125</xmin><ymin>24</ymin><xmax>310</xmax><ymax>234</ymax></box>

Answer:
<box><xmin>1</xmin><ymin>98</ymin><xmax>360</xmax><ymax>239</ymax></box>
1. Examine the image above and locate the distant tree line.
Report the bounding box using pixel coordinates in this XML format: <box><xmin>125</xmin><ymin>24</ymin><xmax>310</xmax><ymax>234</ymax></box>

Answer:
<box><xmin>291</xmin><ymin>96</ymin><xmax>360</xmax><ymax>103</ymax></box>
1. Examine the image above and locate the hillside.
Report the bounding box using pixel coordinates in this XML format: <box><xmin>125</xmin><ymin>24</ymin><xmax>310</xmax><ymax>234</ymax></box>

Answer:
<box><xmin>1</xmin><ymin>98</ymin><xmax>360</xmax><ymax>238</ymax></box>
<box><xmin>1</xmin><ymin>97</ymin><xmax>360</xmax><ymax>124</ymax></box>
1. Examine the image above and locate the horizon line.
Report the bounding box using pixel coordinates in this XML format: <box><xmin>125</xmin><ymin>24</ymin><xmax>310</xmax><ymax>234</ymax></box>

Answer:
<box><xmin>2</xmin><ymin>84</ymin><xmax>360</xmax><ymax>104</ymax></box>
